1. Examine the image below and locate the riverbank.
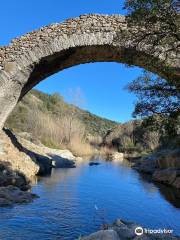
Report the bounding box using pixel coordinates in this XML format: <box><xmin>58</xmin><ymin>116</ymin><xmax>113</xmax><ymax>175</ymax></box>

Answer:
<box><xmin>129</xmin><ymin>149</ymin><xmax>180</xmax><ymax>189</ymax></box>
<box><xmin>0</xmin><ymin>160</ymin><xmax>38</xmax><ymax>207</ymax></box>
<box><xmin>0</xmin><ymin>128</ymin><xmax>82</xmax><ymax>207</ymax></box>
<box><xmin>82</xmin><ymin>218</ymin><xmax>179</xmax><ymax>239</ymax></box>
<box><xmin>98</xmin><ymin>147</ymin><xmax>180</xmax><ymax>190</ymax></box>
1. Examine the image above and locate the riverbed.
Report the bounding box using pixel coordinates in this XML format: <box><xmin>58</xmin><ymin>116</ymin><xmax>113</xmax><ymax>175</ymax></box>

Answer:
<box><xmin>0</xmin><ymin>159</ymin><xmax>180</xmax><ymax>239</ymax></box>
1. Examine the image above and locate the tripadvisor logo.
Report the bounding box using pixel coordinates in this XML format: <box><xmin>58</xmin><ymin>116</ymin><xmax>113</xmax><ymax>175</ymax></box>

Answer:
<box><xmin>135</xmin><ymin>226</ymin><xmax>174</xmax><ymax>236</ymax></box>
<box><xmin>135</xmin><ymin>227</ymin><xmax>144</xmax><ymax>236</ymax></box>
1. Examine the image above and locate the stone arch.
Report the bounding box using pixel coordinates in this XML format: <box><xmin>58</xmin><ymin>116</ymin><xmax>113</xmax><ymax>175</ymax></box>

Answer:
<box><xmin>0</xmin><ymin>14</ymin><xmax>179</xmax><ymax>129</ymax></box>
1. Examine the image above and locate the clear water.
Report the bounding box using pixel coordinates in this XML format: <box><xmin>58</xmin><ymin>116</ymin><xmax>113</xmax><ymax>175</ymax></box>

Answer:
<box><xmin>0</xmin><ymin>159</ymin><xmax>180</xmax><ymax>240</ymax></box>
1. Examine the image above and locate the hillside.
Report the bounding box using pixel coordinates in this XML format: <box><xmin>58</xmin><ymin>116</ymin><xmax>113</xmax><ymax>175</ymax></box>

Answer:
<box><xmin>5</xmin><ymin>89</ymin><xmax>118</xmax><ymax>138</ymax></box>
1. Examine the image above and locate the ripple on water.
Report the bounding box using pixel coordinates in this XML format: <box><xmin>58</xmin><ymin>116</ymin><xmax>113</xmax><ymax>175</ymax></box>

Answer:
<box><xmin>0</xmin><ymin>160</ymin><xmax>180</xmax><ymax>240</ymax></box>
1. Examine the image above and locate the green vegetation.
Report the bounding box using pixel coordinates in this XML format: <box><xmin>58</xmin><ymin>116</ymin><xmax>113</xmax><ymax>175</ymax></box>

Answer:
<box><xmin>124</xmin><ymin>0</ymin><xmax>179</xmax><ymax>50</ymax></box>
<box><xmin>5</xmin><ymin>89</ymin><xmax>118</xmax><ymax>154</ymax></box>
<box><xmin>122</xmin><ymin>1</ymin><xmax>180</xmax><ymax>150</ymax></box>
<box><xmin>126</xmin><ymin>71</ymin><xmax>180</xmax><ymax>142</ymax></box>
<box><xmin>6</xmin><ymin>89</ymin><xmax>117</xmax><ymax>137</ymax></box>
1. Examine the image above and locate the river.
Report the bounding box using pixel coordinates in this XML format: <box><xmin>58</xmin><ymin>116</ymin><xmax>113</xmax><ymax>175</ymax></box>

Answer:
<box><xmin>0</xmin><ymin>159</ymin><xmax>180</xmax><ymax>239</ymax></box>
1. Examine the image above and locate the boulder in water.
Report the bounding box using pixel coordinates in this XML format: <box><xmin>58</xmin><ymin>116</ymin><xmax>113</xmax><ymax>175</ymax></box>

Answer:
<box><xmin>89</xmin><ymin>162</ymin><xmax>100</xmax><ymax>166</ymax></box>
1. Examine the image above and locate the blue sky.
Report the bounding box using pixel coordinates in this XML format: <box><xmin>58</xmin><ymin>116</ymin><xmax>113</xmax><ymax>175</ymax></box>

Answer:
<box><xmin>0</xmin><ymin>0</ymin><xmax>143</xmax><ymax>122</ymax></box>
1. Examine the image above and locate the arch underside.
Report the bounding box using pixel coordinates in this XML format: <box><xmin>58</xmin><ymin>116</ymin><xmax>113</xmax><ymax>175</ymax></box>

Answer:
<box><xmin>20</xmin><ymin>44</ymin><xmax>176</xmax><ymax>99</ymax></box>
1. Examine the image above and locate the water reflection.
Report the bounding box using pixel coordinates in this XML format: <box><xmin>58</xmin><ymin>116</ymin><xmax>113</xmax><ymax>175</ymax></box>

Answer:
<box><xmin>36</xmin><ymin>159</ymin><xmax>180</xmax><ymax>209</ymax></box>
<box><xmin>157</xmin><ymin>183</ymin><xmax>180</xmax><ymax>208</ymax></box>
<box><xmin>138</xmin><ymin>172</ymin><xmax>180</xmax><ymax>208</ymax></box>
<box><xmin>1</xmin><ymin>159</ymin><xmax>179</xmax><ymax>240</ymax></box>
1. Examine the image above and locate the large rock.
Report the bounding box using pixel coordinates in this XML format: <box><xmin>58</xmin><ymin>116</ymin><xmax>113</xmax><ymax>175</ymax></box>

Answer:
<box><xmin>152</xmin><ymin>169</ymin><xmax>180</xmax><ymax>189</ymax></box>
<box><xmin>82</xmin><ymin>218</ymin><xmax>179</xmax><ymax>240</ymax></box>
<box><xmin>133</xmin><ymin>154</ymin><xmax>157</xmax><ymax>174</ymax></box>
<box><xmin>172</xmin><ymin>177</ymin><xmax>180</xmax><ymax>189</ymax></box>
<box><xmin>34</xmin><ymin>155</ymin><xmax>53</xmax><ymax>175</ymax></box>
<box><xmin>17</xmin><ymin>135</ymin><xmax>77</xmax><ymax>171</ymax></box>
<box><xmin>110</xmin><ymin>152</ymin><xmax>124</xmax><ymax>161</ymax></box>
<box><xmin>156</xmin><ymin>149</ymin><xmax>180</xmax><ymax>169</ymax></box>
<box><xmin>82</xmin><ymin>230</ymin><xmax>120</xmax><ymax>240</ymax></box>
<box><xmin>0</xmin><ymin>185</ymin><xmax>38</xmax><ymax>207</ymax></box>
<box><xmin>152</xmin><ymin>169</ymin><xmax>177</xmax><ymax>185</ymax></box>
<box><xmin>0</xmin><ymin>130</ymin><xmax>39</xmax><ymax>178</ymax></box>
<box><xmin>0</xmin><ymin>129</ymin><xmax>77</xmax><ymax>177</ymax></box>
<box><xmin>0</xmin><ymin>169</ymin><xmax>29</xmax><ymax>190</ymax></box>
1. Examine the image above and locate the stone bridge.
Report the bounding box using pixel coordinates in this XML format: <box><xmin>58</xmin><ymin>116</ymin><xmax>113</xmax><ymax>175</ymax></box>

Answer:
<box><xmin>0</xmin><ymin>14</ymin><xmax>179</xmax><ymax>129</ymax></box>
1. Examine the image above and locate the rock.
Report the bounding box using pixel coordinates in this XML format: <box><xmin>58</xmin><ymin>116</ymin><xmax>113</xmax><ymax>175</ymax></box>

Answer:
<box><xmin>152</xmin><ymin>169</ymin><xmax>177</xmax><ymax>185</ymax></box>
<box><xmin>0</xmin><ymin>129</ymin><xmax>39</xmax><ymax>179</ymax></box>
<box><xmin>113</xmin><ymin>225</ymin><xmax>136</xmax><ymax>239</ymax></box>
<box><xmin>134</xmin><ymin>160</ymin><xmax>157</xmax><ymax>174</ymax></box>
<box><xmin>172</xmin><ymin>177</ymin><xmax>180</xmax><ymax>189</ymax></box>
<box><xmin>0</xmin><ymin>161</ymin><xmax>30</xmax><ymax>190</ymax></box>
<box><xmin>0</xmin><ymin>185</ymin><xmax>38</xmax><ymax>207</ymax></box>
<box><xmin>155</xmin><ymin>149</ymin><xmax>180</xmax><ymax>169</ymax></box>
<box><xmin>113</xmin><ymin>219</ymin><xmax>125</xmax><ymax>227</ymax></box>
<box><xmin>35</xmin><ymin>155</ymin><xmax>53</xmax><ymax>175</ymax></box>
<box><xmin>133</xmin><ymin>236</ymin><xmax>151</xmax><ymax>240</ymax></box>
<box><xmin>110</xmin><ymin>152</ymin><xmax>124</xmax><ymax>161</ymax></box>
<box><xmin>48</xmin><ymin>154</ymin><xmax>76</xmax><ymax>168</ymax></box>
<box><xmin>131</xmin><ymin>150</ymin><xmax>180</xmax><ymax>189</ymax></box>
<box><xmin>0</xmin><ymin>197</ymin><xmax>12</xmax><ymax>207</ymax></box>
<box><xmin>83</xmin><ymin>219</ymin><xmax>179</xmax><ymax>240</ymax></box>
<box><xmin>111</xmin><ymin>219</ymin><xmax>138</xmax><ymax>239</ymax></box>
<box><xmin>132</xmin><ymin>153</ymin><xmax>158</xmax><ymax>175</ymax></box>
<box><xmin>89</xmin><ymin>162</ymin><xmax>100</xmax><ymax>166</ymax></box>
<box><xmin>17</xmin><ymin>136</ymin><xmax>78</xmax><ymax>171</ymax></box>
<box><xmin>52</xmin><ymin>149</ymin><xmax>76</xmax><ymax>161</ymax></box>
<box><xmin>82</xmin><ymin>230</ymin><xmax>120</xmax><ymax>240</ymax></box>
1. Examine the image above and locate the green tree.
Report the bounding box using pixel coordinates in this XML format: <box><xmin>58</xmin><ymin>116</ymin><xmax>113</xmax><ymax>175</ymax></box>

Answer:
<box><xmin>127</xmin><ymin>71</ymin><xmax>180</xmax><ymax>117</ymax></box>
<box><xmin>126</xmin><ymin>71</ymin><xmax>180</xmax><ymax>137</ymax></box>
<box><xmin>124</xmin><ymin>0</ymin><xmax>180</xmax><ymax>41</ymax></box>
<box><xmin>124</xmin><ymin>0</ymin><xmax>180</xmax><ymax>83</ymax></box>
<box><xmin>124</xmin><ymin>0</ymin><xmax>180</xmax><ymax>139</ymax></box>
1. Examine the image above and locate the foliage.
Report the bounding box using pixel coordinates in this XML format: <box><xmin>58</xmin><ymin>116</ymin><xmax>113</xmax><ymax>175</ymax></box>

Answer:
<box><xmin>124</xmin><ymin>0</ymin><xmax>180</xmax><ymax>43</ymax></box>
<box><xmin>124</xmin><ymin>0</ymin><xmax>180</xmax><ymax>83</ymax></box>
<box><xmin>127</xmin><ymin>71</ymin><xmax>180</xmax><ymax>117</ymax></box>
<box><xmin>123</xmin><ymin>1</ymin><xmax>180</xmax><ymax>145</ymax></box>
<box><xmin>5</xmin><ymin>89</ymin><xmax>118</xmax><ymax>138</ymax></box>
<box><xmin>126</xmin><ymin>71</ymin><xmax>180</xmax><ymax>140</ymax></box>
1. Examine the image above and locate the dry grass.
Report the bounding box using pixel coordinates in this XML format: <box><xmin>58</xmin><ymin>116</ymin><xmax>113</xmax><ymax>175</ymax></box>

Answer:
<box><xmin>99</xmin><ymin>146</ymin><xmax>115</xmax><ymax>159</ymax></box>
<box><xmin>68</xmin><ymin>139</ymin><xmax>96</xmax><ymax>157</ymax></box>
<box><xmin>26</xmin><ymin>109</ymin><xmax>95</xmax><ymax>156</ymax></box>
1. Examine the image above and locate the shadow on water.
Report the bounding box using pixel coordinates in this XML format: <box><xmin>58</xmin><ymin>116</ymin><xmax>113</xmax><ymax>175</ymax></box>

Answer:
<box><xmin>137</xmin><ymin>171</ymin><xmax>180</xmax><ymax>209</ymax></box>
<box><xmin>156</xmin><ymin>184</ymin><xmax>180</xmax><ymax>208</ymax></box>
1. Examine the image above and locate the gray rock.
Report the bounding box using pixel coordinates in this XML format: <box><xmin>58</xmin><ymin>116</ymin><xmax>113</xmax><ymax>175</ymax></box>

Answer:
<box><xmin>172</xmin><ymin>177</ymin><xmax>180</xmax><ymax>189</ymax></box>
<box><xmin>0</xmin><ymin>197</ymin><xmax>12</xmax><ymax>207</ymax></box>
<box><xmin>0</xmin><ymin>185</ymin><xmax>38</xmax><ymax>207</ymax></box>
<box><xmin>135</xmin><ymin>161</ymin><xmax>157</xmax><ymax>174</ymax></box>
<box><xmin>152</xmin><ymin>169</ymin><xmax>177</xmax><ymax>185</ymax></box>
<box><xmin>0</xmin><ymin>162</ymin><xmax>30</xmax><ymax>190</ymax></box>
<box><xmin>113</xmin><ymin>225</ymin><xmax>136</xmax><ymax>239</ymax></box>
<box><xmin>83</xmin><ymin>219</ymin><xmax>179</xmax><ymax>240</ymax></box>
<box><xmin>82</xmin><ymin>230</ymin><xmax>120</xmax><ymax>240</ymax></box>
<box><xmin>155</xmin><ymin>149</ymin><xmax>180</xmax><ymax>169</ymax></box>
